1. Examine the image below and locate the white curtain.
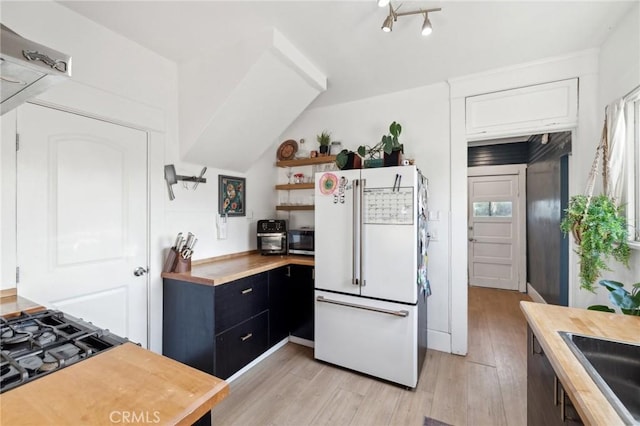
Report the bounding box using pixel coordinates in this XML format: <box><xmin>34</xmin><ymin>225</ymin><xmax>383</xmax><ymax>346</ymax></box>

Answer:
<box><xmin>605</xmin><ymin>98</ymin><xmax>626</xmax><ymax>203</ymax></box>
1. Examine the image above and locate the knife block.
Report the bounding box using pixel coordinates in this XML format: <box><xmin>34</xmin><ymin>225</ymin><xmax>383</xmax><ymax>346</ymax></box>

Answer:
<box><xmin>162</xmin><ymin>248</ymin><xmax>179</xmax><ymax>273</ymax></box>
<box><xmin>174</xmin><ymin>256</ymin><xmax>191</xmax><ymax>273</ymax></box>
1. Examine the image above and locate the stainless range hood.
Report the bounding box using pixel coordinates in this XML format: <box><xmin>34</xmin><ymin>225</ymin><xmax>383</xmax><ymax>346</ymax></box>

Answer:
<box><xmin>1</xmin><ymin>24</ymin><xmax>71</xmax><ymax>115</ymax></box>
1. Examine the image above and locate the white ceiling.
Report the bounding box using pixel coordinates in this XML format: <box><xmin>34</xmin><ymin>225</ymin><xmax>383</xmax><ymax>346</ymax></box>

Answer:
<box><xmin>58</xmin><ymin>0</ymin><xmax>637</xmax><ymax>108</ymax></box>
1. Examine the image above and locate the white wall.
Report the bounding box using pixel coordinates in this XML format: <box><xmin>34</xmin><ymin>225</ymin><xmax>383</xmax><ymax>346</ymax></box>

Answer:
<box><xmin>587</xmin><ymin>3</ymin><xmax>640</xmax><ymax>308</ymax></box>
<box><xmin>279</xmin><ymin>83</ymin><xmax>453</xmax><ymax>352</ymax></box>
<box><xmin>0</xmin><ymin>1</ymin><xmax>277</xmax><ymax>353</ymax></box>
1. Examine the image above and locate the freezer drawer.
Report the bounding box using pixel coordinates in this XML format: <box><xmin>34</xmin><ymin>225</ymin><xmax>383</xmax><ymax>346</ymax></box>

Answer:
<box><xmin>314</xmin><ymin>290</ymin><xmax>418</xmax><ymax>388</ymax></box>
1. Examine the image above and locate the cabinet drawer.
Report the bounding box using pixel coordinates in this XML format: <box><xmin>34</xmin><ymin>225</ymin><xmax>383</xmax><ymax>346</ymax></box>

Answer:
<box><xmin>215</xmin><ymin>311</ymin><xmax>269</xmax><ymax>379</ymax></box>
<box><xmin>215</xmin><ymin>272</ymin><xmax>268</xmax><ymax>334</ymax></box>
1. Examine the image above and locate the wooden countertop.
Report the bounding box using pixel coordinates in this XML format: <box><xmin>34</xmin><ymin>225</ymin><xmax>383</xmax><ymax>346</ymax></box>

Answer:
<box><xmin>1</xmin><ymin>342</ymin><xmax>229</xmax><ymax>425</ymax></box>
<box><xmin>162</xmin><ymin>252</ymin><xmax>314</xmax><ymax>286</ymax></box>
<box><xmin>520</xmin><ymin>301</ymin><xmax>640</xmax><ymax>426</ymax></box>
<box><xmin>0</xmin><ymin>289</ymin><xmax>45</xmax><ymax>317</ymax></box>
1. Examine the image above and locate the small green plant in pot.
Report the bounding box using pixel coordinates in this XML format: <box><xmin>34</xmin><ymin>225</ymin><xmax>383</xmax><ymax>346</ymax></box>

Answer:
<box><xmin>358</xmin><ymin>121</ymin><xmax>404</xmax><ymax>167</ymax></box>
<box><xmin>335</xmin><ymin>149</ymin><xmax>361</xmax><ymax>170</ymax></box>
<box><xmin>317</xmin><ymin>131</ymin><xmax>331</xmax><ymax>155</ymax></box>
<box><xmin>560</xmin><ymin>194</ymin><xmax>630</xmax><ymax>292</ymax></box>
<box><xmin>588</xmin><ymin>280</ymin><xmax>640</xmax><ymax>316</ymax></box>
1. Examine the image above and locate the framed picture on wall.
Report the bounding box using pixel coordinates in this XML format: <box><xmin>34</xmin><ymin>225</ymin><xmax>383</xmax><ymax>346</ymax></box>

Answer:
<box><xmin>218</xmin><ymin>175</ymin><xmax>246</xmax><ymax>216</ymax></box>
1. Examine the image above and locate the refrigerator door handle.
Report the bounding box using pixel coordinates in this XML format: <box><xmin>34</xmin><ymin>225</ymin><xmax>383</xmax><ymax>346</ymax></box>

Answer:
<box><xmin>360</xmin><ymin>178</ymin><xmax>366</xmax><ymax>287</ymax></box>
<box><xmin>317</xmin><ymin>296</ymin><xmax>409</xmax><ymax>317</ymax></box>
<box><xmin>351</xmin><ymin>179</ymin><xmax>360</xmax><ymax>285</ymax></box>
<box><xmin>352</xmin><ymin>179</ymin><xmax>359</xmax><ymax>285</ymax></box>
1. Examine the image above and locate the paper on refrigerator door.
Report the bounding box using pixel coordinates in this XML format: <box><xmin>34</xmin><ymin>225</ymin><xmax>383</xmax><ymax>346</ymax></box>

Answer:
<box><xmin>363</xmin><ymin>187</ymin><xmax>414</xmax><ymax>225</ymax></box>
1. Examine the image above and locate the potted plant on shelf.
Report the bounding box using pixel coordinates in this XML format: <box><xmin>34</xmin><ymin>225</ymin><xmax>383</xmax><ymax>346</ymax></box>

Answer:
<box><xmin>335</xmin><ymin>149</ymin><xmax>361</xmax><ymax>170</ymax></box>
<box><xmin>357</xmin><ymin>143</ymin><xmax>384</xmax><ymax>168</ymax></box>
<box><xmin>357</xmin><ymin>121</ymin><xmax>404</xmax><ymax>168</ymax></box>
<box><xmin>560</xmin><ymin>194</ymin><xmax>630</xmax><ymax>292</ymax></box>
<box><xmin>588</xmin><ymin>280</ymin><xmax>640</xmax><ymax>316</ymax></box>
<box><xmin>317</xmin><ymin>131</ymin><xmax>332</xmax><ymax>156</ymax></box>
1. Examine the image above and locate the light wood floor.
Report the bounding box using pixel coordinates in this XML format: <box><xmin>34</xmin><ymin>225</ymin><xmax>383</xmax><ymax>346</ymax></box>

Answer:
<box><xmin>212</xmin><ymin>286</ymin><xmax>532</xmax><ymax>426</ymax></box>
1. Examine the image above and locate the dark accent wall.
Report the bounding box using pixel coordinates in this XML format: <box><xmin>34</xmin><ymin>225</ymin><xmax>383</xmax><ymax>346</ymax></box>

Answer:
<box><xmin>468</xmin><ymin>142</ymin><xmax>529</xmax><ymax>167</ymax></box>
<box><xmin>526</xmin><ymin>132</ymin><xmax>571</xmax><ymax>305</ymax></box>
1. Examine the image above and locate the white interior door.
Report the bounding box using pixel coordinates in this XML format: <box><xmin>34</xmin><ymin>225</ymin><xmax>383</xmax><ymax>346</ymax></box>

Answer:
<box><xmin>468</xmin><ymin>174</ymin><xmax>520</xmax><ymax>290</ymax></box>
<box><xmin>16</xmin><ymin>103</ymin><xmax>148</xmax><ymax>345</ymax></box>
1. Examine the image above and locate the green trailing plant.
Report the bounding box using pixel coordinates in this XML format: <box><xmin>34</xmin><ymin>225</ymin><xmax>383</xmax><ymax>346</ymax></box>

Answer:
<box><xmin>588</xmin><ymin>280</ymin><xmax>640</xmax><ymax>316</ymax></box>
<box><xmin>357</xmin><ymin>121</ymin><xmax>404</xmax><ymax>159</ymax></box>
<box><xmin>316</xmin><ymin>131</ymin><xmax>332</xmax><ymax>147</ymax></box>
<box><xmin>560</xmin><ymin>194</ymin><xmax>630</xmax><ymax>292</ymax></box>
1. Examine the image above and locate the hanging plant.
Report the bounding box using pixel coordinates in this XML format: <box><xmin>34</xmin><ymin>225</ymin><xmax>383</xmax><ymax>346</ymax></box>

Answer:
<box><xmin>560</xmin><ymin>194</ymin><xmax>630</xmax><ymax>292</ymax></box>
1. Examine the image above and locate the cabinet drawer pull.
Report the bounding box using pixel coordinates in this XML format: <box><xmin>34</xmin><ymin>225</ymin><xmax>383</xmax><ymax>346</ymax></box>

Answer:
<box><xmin>241</xmin><ymin>288</ymin><xmax>253</xmax><ymax>295</ymax></box>
<box><xmin>240</xmin><ymin>333</ymin><xmax>253</xmax><ymax>342</ymax></box>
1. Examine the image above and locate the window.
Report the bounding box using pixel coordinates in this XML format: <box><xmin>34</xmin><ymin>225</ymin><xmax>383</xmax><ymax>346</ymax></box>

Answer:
<box><xmin>625</xmin><ymin>90</ymin><xmax>640</xmax><ymax>243</ymax></box>
<box><xmin>631</xmin><ymin>97</ymin><xmax>640</xmax><ymax>242</ymax></box>
<box><xmin>473</xmin><ymin>201</ymin><xmax>512</xmax><ymax>217</ymax></box>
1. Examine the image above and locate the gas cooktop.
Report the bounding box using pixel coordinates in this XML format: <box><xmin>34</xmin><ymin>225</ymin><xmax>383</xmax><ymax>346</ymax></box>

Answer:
<box><xmin>0</xmin><ymin>310</ymin><xmax>128</xmax><ymax>393</ymax></box>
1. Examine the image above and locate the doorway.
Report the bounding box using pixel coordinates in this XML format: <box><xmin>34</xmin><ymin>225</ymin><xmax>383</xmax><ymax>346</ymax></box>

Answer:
<box><xmin>16</xmin><ymin>103</ymin><xmax>149</xmax><ymax>344</ymax></box>
<box><xmin>468</xmin><ymin>165</ymin><xmax>527</xmax><ymax>292</ymax></box>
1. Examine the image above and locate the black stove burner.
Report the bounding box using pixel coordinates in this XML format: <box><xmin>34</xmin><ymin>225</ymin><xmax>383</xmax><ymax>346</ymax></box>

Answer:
<box><xmin>0</xmin><ymin>310</ymin><xmax>128</xmax><ymax>393</ymax></box>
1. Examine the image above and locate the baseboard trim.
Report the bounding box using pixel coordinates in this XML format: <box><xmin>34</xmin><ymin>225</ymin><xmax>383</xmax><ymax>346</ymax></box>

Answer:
<box><xmin>225</xmin><ymin>338</ymin><xmax>288</xmax><ymax>383</ymax></box>
<box><xmin>527</xmin><ymin>283</ymin><xmax>546</xmax><ymax>304</ymax></box>
<box><xmin>427</xmin><ymin>329</ymin><xmax>452</xmax><ymax>353</ymax></box>
<box><xmin>289</xmin><ymin>336</ymin><xmax>314</xmax><ymax>348</ymax></box>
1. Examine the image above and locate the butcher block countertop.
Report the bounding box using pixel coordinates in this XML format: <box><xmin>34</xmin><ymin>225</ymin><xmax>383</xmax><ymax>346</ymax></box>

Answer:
<box><xmin>162</xmin><ymin>251</ymin><xmax>314</xmax><ymax>286</ymax></box>
<box><xmin>0</xmin><ymin>289</ymin><xmax>45</xmax><ymax>317</ymax></box>
<box><xmin>1</xmin><ymin>342</ymin><xmax>229</xmax><ymax>426</ymax></box>
<box><xmin>520</xmin><ymin>301</ymin><xmax>640</xmax><ymax>426</ymax></box>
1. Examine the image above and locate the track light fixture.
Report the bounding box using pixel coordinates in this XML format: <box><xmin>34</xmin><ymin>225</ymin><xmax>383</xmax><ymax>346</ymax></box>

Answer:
<box><xmin>380</xmin><ymin>3</ymin><xmax>442</xmax><ymax>36</ymax></box>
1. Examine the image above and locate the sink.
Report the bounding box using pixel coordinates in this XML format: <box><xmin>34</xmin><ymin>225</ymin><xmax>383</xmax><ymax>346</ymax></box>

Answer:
<box><xmin>559</xmin><ymin>331</ymin><xmax>640</xmax><ymax>425</ymax></box>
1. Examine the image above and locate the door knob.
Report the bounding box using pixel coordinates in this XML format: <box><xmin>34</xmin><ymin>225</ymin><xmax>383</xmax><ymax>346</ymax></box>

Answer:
<box><xmin>134</xmin><ymin>267</ymin><xmax>148</xmax><ymax>276</ymax></box>
<box><xmin>468</xmin><ymin>238</ymin><xmax>476</xmax><ymax>242</ymax></box>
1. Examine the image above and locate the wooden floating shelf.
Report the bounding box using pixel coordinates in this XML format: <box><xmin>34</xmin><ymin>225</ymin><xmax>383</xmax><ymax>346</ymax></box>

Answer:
<box><xmin>275</xmin><ymin>183</ymin><xmax>315</xmax><ymax>190</ymax></box>
<box><xmin>276</xmin><ymin>156</ymin><xmax>336</xmax><ymax>168</ymax></box>
<box><xmin>276</xmin><ymin>205</ymin><xmax>315</xmax><ymax>211</ymax></box>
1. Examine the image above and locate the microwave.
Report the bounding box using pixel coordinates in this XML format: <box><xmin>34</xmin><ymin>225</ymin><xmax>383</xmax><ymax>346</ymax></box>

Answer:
<box><xmin>288</xmin><ymin>228</ymin><xmax>314</xmax><ymax>256</ymax></box>
<box><xmin>257</xmin><ymin>219</ymin><xmax>287</xmax><ymax>255</ymax></box>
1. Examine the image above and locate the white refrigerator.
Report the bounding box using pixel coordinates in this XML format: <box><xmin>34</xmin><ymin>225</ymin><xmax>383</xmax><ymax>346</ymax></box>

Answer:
<box><xmin>314</xmin><ymin>165</ymin><xmax>429</xmax><ymax>388</ymax></box>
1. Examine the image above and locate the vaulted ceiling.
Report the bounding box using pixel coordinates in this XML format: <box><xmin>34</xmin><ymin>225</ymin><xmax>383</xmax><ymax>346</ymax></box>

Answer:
<box><xmin>59</xmin><ymin>1</ymin><xmax>636</xmax><ymax>109</ymax></box>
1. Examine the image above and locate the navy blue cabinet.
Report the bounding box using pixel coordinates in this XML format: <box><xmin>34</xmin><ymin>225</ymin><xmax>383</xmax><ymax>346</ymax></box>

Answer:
<box><xmin>289</xmin><ymin>265</ymin><xmax>314</xmax><ymax>341</ymax></box>
<box><xmin>268</xmin><ymin>266</ymin><xmax>290</xmax><ymax>346</ymax></box>
<box><xmin>163</xmin><ymin>265</ymin><xmax>315</xmax><ymax>383</ymax></box>
<box><xmin>163</xmin><ymin>279</ymin><xmax>215</xmax><ymax>375</ymax></box>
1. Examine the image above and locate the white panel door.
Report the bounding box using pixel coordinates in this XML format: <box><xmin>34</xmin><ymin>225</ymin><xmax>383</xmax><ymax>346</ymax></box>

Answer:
<box><xmin>361</xmin><ymin>166</ymin><xmax>417</xmax><ymax>303</ymax></box>
<box><xmin>315</xmin><ymin>169</ymin><xmax>361</xmax><ymax>295</ymax></box>
<box><xmin>468</xmin><ymin>174</ymin><xmax>519</xmax><ymax>290</ymax></box>
<box><xmin>17</xmin><ymin>103</ymin><xmax>148</xmax><ymax>345</ymax></box>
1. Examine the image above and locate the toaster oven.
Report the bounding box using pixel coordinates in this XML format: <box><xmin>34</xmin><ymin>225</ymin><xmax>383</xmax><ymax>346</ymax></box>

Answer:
<box><xmin>256</xmin><ymin>219</ymin><xmax>287</xmax><ymax>255</ymax></box>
